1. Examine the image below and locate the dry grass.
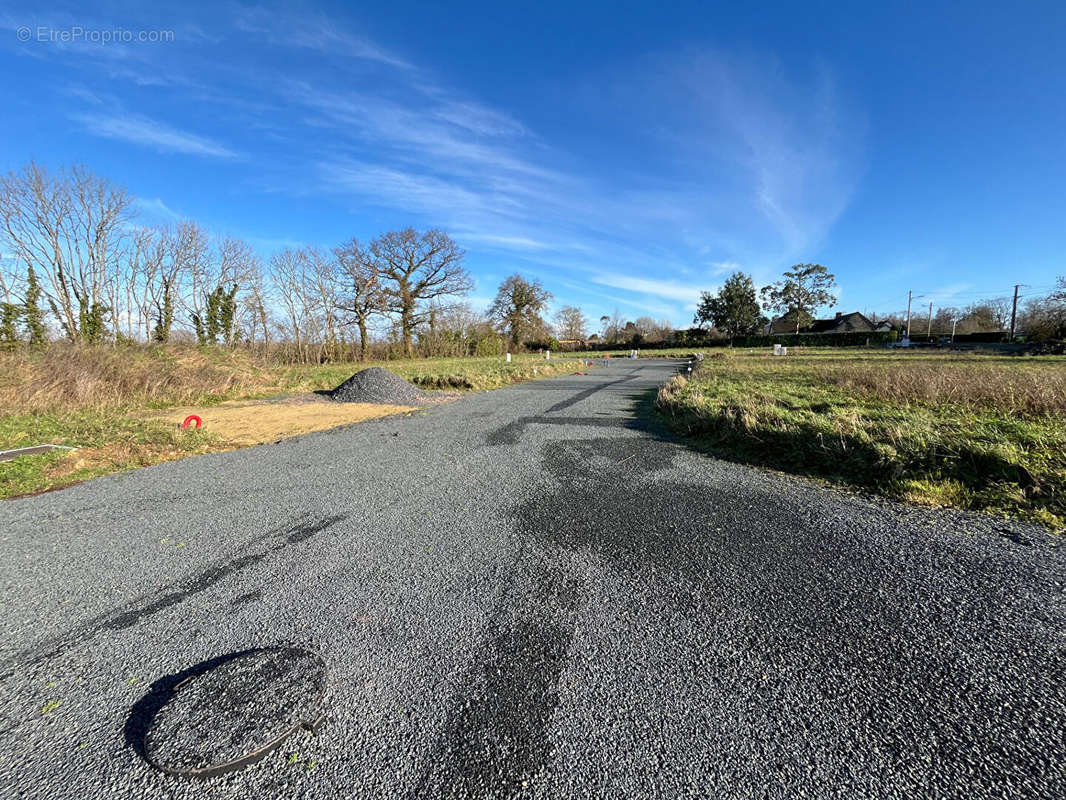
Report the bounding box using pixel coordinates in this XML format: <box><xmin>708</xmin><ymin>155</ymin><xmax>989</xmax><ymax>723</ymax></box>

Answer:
<box><xmin>0</xmin><ymin>344</ymin><xmax>277</xmax><ymax>412</ymax></box>
<box><xmin>822</xmin><ymin>359</ymin><xmax>1066</xmax><ymax>416</ymax></box>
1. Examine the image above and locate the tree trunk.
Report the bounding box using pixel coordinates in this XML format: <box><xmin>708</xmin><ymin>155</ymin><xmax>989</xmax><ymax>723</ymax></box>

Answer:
<box><xmin>358</xmin><ymin>318</ymin><xmax>368</xmax><ymax>361</ymax></box>
<box><xmin>401</xmin><ymin>297</ymin><xmax>415</xmax><ymax>357</ymax></box>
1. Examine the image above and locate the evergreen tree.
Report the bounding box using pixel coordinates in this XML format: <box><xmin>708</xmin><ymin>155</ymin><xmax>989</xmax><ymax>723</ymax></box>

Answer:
<box><xmin>153</xmin><ymin>277</ymin><xmax>175</xmax><ymax>344</ymax></box>
<box><xmin>193</xmin><ymin>284</ymin><xmax>240</xmax><ymax>346</ymax></box>
<box><xmin>0</xmin><ymin>301</ymin><xmax>20</xmax><ymax>346</ymax></box>
<box><xmin>694</xmin><ymin>272</ymin><xmax>765</xmax><ymax>343</ymax></box>
<box><xmin>218</xmin><ymin>283</ymin><xmax>239</xmax><ymax>345</ymax></box>
<box><xmin>23</xmin><ymin>265</ymin><xmax>47</xmax><ymax>345</ymax></box>
<box><xmin>76</xmin><ymin>293</ymin><xmax>110</xmax><ymax>344</ymax></box>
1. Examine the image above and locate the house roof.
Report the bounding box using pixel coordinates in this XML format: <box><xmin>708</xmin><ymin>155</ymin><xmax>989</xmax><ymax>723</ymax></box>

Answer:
<box><xmin>768</xmin><ymin>311</ymin><xmax>881</xmax><ymax>334</ymax></box>
<box><xmin>808</xmin><ymin>311</ymin><xmax>877</xmax><ymax>333</ymax></box>
<box><xmin>768</xmin><ymin>312</ymin><xmax>805</xmax><ymax>334</ymax></box>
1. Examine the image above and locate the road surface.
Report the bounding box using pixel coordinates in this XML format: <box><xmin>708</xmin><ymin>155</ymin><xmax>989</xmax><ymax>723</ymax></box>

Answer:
<box><xmin>1</xmin><ymin>359</ymin><xmax>1063</xmax><ymax>798</ymax></box>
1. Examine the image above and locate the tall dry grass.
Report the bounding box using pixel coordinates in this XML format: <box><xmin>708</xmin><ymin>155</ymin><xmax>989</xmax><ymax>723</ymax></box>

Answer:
<box><xmin>0</xmin><ymin>345</ymin><xmax>279</xmax><ymax>412</ymax></box>
<box><xmin>820</xmin><ymin>361</ymin><xmax>1066</xmax><ymax>416</ymax></box>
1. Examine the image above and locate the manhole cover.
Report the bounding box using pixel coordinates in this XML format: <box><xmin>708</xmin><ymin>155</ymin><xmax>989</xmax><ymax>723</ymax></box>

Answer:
<box><xmin>143</xmin><ymin>646</ymin><xmax>327</xmax><ymax>779</ymax></box>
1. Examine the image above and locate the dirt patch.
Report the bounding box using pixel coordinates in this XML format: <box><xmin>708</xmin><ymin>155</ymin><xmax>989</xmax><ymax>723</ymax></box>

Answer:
<box><xmin>142</xmin><ymin>395</ymin><xmax>416</xmax><ymax>446</ymax></box>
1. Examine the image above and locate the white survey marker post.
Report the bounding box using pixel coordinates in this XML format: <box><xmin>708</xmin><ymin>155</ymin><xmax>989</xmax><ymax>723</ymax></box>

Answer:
<box><xmin>506</xmin><ymin>352</ymin><xmax>511</xmax><ymax>362</ymax></box>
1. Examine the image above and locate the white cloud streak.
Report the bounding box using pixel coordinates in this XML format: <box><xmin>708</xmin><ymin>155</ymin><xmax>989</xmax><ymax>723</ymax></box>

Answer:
<box><xmin>72</xmin><ymin>112</ymin><xmax>240</xmax><ymax>159</ymax></box>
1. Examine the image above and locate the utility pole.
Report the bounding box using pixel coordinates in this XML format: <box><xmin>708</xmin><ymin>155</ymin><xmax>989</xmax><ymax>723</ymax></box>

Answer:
<box><xmin>926</xmin><ymin>301</ymin><xmax>933</xmax><ymax>338</ymax></box>
<box><xmin>905</xmin><ymin>290</ymin><xmax>913</xmax><ymax>340</ymax></box>
<box><xmin>1009</xmin><ymin>284</ymin><xmax>1022</xmax><ymax>342</ymax></box>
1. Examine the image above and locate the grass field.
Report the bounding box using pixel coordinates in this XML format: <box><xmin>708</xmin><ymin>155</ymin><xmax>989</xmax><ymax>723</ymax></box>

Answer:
<box><xmin>656</xmin><ymin>348</ymin><xmax>1066</xmax><ymax>530</ymax></box>
<box><xmin>0</xmin><ymin>346</ymin><xmax>592</xmax><ymax>498</ymax></box>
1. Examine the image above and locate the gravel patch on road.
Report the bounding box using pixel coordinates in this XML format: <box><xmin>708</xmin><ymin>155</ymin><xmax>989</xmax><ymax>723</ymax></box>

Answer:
<box><xmin>1</xmin><ymin>361</ymin><xmax>1063</xmax><ymax>799</ymax></box>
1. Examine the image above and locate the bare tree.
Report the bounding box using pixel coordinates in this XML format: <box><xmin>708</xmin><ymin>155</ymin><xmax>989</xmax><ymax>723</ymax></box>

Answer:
<box><xmin>301</xmin><ymin>245</ymin><xmax>342</xmax><ymax>360</ymax></box>
<box><xmin>601</xmin><ymin>309</ymin><xmax>626</xmax><ymax>343</ymax></box>
<box><xmin>149</xmin><ymin>222</ymin><xmax>207</xmax><ymax>343</ymax></box>
<box><xmin>184</xmin><ymin>232</ymin><xmax>259</xmax><ymax>346</ymax></box>
<box><xmin>554</xmin><ymin>305</ymin><xmax>588</xmax><ymax>341</ymax></box>
<box><xmin>0</xmin><ymin>162</ymin><xmax>133</xmax><ymax>342</ymax></box>
<box><xmin>490</xmin><ymin>274</ymin><xmax>552</xmax><ymax>348</ymax></box>
<box><xmin>334</xmin><ymin>238</ymin><xmax>385</xmax><ymax>360</ymax></box>
<box><xmin>112</xmin><ymin>226</ymin><xmax>160</xmax><ymax>342</ymax></box>
<box><xmin>216</xmin><ymin>235</ymin><xmax>261</xmax><ymax>346</ymax></box>
<box><xmin>271</xmin><ymin>247</ymin><xmax>314</xmax><ymax>361</ymax></box>
<box><xmin>371</xmin><ymin>228</ymin><xmax>472</xmax><ymax>357</ymax></box>
<box><xmin>242</xmin><ymin>260</ymin><xmax>272</xmax><ymax>349</ymax></box>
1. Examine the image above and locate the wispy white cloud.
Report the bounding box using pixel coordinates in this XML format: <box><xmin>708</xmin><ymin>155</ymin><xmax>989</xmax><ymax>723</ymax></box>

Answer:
<box><xmin>72</xmin><ymin>112</ymin><xmax>240</xmax><ymax>159</ymax></box>
<box><xmin>590</xmin><ymin>272</ymin><xmax>703</xmax><ymax>305</ymax></box>
<box><xmin>457</xmin><ymin>233</ymin><xmax>552</xmax><ymax>250</ymax></box>
<box><xmin>319</xmin><ymin>161</ymin><xmax>501</xmax><ymax>219</ymax></box>
<box><xmin>133</xmin><ymin>196</ymin><xmax>182</xmax><ymax>222</ymax></box>
<box><xmin>602</xmin><ymin>49</ymin><xmax>865</xmax><ymax>266</ymax></box>
<box><xmin>557</xmin><ymin>280</ymin><xmax>682</xmax><ymax>319</ymax></box>
<box><xmin>233</xmin><ymin>7</ymin><xmax>411</xmax><ymax>69</ymax></box>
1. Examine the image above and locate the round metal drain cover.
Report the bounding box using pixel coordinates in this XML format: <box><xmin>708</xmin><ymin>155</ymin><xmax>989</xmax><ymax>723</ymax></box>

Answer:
<box><xmin>143</xmin><ymin>646</ymin><xmax>327</xmax><ymax>779</ymax></box>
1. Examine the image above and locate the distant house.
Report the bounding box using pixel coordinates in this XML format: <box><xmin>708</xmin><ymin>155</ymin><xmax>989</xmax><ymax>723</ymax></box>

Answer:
<box><xmin>767</xmin><ymin>310</ymin><xmax>807</xmax><ymax>334</ymax></box>
<box><xmin>768</xmin><ymin>310</ymin><xmax>882</xmax><ymax>335</ymax></box>
<box><xmin>807</xmin><ymin>311</ymin><xmax>879</xmax><ymax>334</ymax></box>
<box><xmin>873</xmin><ymin>320</ymin><xmax>894</xmax><ymax>332</ymax></box>
<box><xmin>768</xmin><ymin>317</ymin><xmax>798</xmax><ymax>335</ymax></box>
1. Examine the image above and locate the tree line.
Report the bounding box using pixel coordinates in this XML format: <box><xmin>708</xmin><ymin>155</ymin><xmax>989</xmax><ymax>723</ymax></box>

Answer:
<box><xmin>4</xmin><ymin>163</ymin><xmax>1063</xmax><ymax>358</ymax></box>
<box><xmin>0</xmin><ymin>163</ymin><xmax>601</xmax><ymax>360</ymax></box>
<box><xmin>693</xmin><ymin>264</ymin><xmax>1066</xmax><ymax>342</ymax></box>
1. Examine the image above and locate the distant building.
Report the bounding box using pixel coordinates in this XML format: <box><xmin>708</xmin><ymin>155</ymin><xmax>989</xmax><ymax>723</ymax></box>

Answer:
<box><xmin>767</xmin><ymin>310</ymin><xmax>806</xmax><ymax>334</ymax></box>
<box><xmin>767</xmin><ymin>310</ymin><xmax>883</xmax><ymax>335</ymax></box>
<box><xmin>807</xmin><ymin>311</ymin><xmax>879</xmax><ymax>334</ymax></box>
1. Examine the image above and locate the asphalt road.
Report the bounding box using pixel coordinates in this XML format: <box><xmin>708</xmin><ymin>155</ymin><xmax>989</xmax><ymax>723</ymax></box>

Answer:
<box><xmin>1</xmin><ymin>359</ymin><xmax>1064</xmax><ymax>799</ymax></box>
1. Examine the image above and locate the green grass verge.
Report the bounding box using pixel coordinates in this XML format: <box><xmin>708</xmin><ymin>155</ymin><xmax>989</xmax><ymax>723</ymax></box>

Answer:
<box><xmin>0</xmin><ymin>411</ymin><xmax>220</xmax><ymax>499</ymax></box>
<box><xmin>656</xmin><ymin>350</ymin><xmax>1066</xmax><ymax>530</ymax></box>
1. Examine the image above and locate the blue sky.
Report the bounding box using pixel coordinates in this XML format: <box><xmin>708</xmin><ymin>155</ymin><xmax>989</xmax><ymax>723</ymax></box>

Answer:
<box><xmin>2</xmin><ymin>1</ymin><xmax>1064</xmax><ymax>325</ymax></box>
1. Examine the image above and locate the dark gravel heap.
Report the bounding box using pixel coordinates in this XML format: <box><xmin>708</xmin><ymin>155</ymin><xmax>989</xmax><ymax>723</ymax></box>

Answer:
<box><xmin>329</xmin><ymin>367</ymin><xmax>432</xmax><ymax>405</ymax></box>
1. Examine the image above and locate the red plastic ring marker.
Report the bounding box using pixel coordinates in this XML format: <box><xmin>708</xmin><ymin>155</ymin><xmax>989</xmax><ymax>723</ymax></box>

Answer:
<box><xmin>182</xmin><ymin>415</ymin><xmax>202</xmax><ymax>430</ymax></box>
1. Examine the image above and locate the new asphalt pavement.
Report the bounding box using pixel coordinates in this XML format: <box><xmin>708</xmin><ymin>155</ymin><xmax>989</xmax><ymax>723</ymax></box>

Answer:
<box><xmin>1</xmin><ymin>359</ymin><xmax>1063</xmax><ymax>798</ymax></box>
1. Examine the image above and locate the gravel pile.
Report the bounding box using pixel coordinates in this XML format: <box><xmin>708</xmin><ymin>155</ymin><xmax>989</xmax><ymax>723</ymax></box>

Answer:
<box><xmin>328</xmin><ymin>367</ymin><xmax>432</xmax><ymax>405</ymax></box>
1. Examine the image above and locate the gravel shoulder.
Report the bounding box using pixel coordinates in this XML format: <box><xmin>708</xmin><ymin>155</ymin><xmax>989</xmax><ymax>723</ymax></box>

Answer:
<box><xmin>1</xmin><ymin>359</ymin><xmax>1063</xmax><ymax>799</ymax></box>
